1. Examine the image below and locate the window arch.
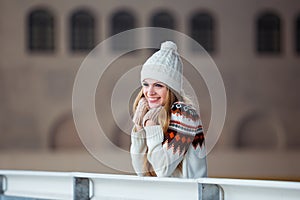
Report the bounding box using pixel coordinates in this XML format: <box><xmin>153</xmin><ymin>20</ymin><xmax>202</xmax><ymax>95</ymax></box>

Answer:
<box><xmin>70</xmin><ymin>9</ymin><xmax>96</xmax><ymax>52</ymax></box>
<box><xmin>27</xmin><ymin>8</ymin><xmax>55</xmax><ymax>52</ymax></box>
<box><xmin>295</xmin><ymin>14</ymin><xmax>300</xmax><ymax>53</ymax></box>
<box><xmin>110</xmin><ymin>10</ymin><xmax>136</xmax><ymax>51</ymax></box>
<box><xmin>256</xmin><ymin>11</ymin><xmax>281</xmax><ymax>54</ymax></box>
<box><xmin>150</xmin><ymin>11</ymin><xmax>176</xmax><ymax>50</ymax></box>
<box><xmin>190</xmin><ymin>12</ymin><xmax>215</xmax><ymax>53</ymax></box>
<box><xmin>151</xmin><ymin>11</ymin><xmax>175</xmax><ymax>29</ymax></box>
<box><xmin>235</xmin><ymin>112</ymin><xmax>285</xmax><ymax>150</ymax></box>
<box><xmin>49</xmin><ymin>112</ymin><xmax>84</xmax><ymax>150</ymax></box>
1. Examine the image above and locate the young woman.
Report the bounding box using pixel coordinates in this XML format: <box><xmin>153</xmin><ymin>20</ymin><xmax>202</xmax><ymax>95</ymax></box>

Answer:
<box><xmin>130</xmin><ymin>41</ymin><xmax>207</xmax><ymax>178</ymax></box>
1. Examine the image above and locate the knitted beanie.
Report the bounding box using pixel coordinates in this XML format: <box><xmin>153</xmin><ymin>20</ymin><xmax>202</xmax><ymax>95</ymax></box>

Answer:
<box><xmin>141</xmin><ymin>41</ymin><xmax>183</xmax><ymax>95</ymax></box>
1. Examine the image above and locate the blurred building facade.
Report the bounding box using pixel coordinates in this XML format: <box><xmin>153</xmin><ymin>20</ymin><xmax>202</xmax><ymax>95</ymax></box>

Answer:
<box><xmin>0</xmin><ymin>0</ymin><xmax>300</xmax><ymax>180</ymax></box>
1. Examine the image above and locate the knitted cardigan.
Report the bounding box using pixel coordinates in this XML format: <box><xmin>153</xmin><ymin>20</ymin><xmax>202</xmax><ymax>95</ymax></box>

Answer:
<box><xmin>130</xmin><ymin>102</ymin><xmax>207</xmax><ymax>178</ymax></box>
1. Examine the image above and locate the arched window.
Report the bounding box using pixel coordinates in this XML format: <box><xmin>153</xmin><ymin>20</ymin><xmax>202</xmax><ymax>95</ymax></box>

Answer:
<box><xmin>49</xmin><ymin>113</ymin><xmax>84</xmax><ymax>150</ymax></box>
<box><xmin>295</xmin><ymin>14</ymin><xmax>300</xmax><ymax>53</ymax></box>
<box><xmin>151</xmin><ymin>11</ymin><xmax>175</xmax><ymax>29</ymax></box>
<box><xmin>70</xmin><ymin>9</ymin><xmax>96</xmax><ymax>52</ymax></box>
<box><xmin>190</xmin><ymin>12</ymin><xmax>215</xmax><ymax>53</ymax></box>
<box><xmin>150</xmin><ymin>11</ymin><xmax>176</xmax><ymax>49</ymax></box>
<box><xmin>236</xmin><ymin>112</ymin><xmax>285</xmax><ymax>150</ymax></box>
<box><xmin>256</xmin><ymin>12</ymin><xmax>281</xmax><ymax>54</ymax></box>
<box><xmin>110</xmin><ymin>10</ymin><xmax>136</xmax><ymax>51</ymax></box>
<box><xmin>27</xmin><ymin>9</ymin><xmax>55</xmax><ymax>52</ymax></box>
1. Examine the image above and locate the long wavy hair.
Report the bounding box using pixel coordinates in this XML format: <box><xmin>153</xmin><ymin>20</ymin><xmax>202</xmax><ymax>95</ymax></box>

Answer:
<box><xmin>132</xmin><ymin>87</ymin><xmax>190</xmax><ymax>176</ymax></box>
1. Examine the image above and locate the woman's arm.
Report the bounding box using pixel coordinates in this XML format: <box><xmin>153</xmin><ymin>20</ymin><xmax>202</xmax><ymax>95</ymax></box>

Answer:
<box><xmin>130</xmin><ymin>128</ymin><xmax>147</xmax><ymax>176</ymax></box>
<box><xmin>130</xmin><ymin>97</ymin><xmax>150</xmax><ymax>176</ymax></box>
<box><xmin>144</xmin><ymin>125</ymin><xmax>183</xmax><ymax>177</ymax></box>
<box><xmin>144</xmin><ymin>102</ymin><xmax>203</xmax><ymax>177</ymax></box>
<box><xmin>183</xmin><ymin>132</ymin><xmax>207</xmax><ymax>178</ymax></box>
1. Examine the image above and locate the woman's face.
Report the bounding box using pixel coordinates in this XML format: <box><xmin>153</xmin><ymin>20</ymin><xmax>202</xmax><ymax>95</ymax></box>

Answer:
<box><xmin>142</xmin><ymin>78</ymin><xmax>168</xmax><ymax>108</ymax></box>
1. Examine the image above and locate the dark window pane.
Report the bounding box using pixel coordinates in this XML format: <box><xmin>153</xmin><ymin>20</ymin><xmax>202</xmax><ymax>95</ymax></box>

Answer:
<box><xmin>151</xmin><ymin>11</ymin><xmax>175</xmax><ymax>29</ymax></box>
<box><xmin>256</xmin><ymin>12</ymin><xmax>281</xmax><ymax>54</ymax></box>
<box><xmin>28</xmin><ymin>9</ymin><xmax>54</xmax><ymax>52</ymax></box>
<box><xmin>110</xmin><ymin>10</ymin><xmax>136</xmax><ymax>51</ymax></box>
<box><xmin>296</xmin><ymin>15</ymin><xmax>300</xmax><ymax>53</ymax></box>
<box><xmin>70</xmin><ymin>10</ymin><xmax>95</xmax><ymax>52</ymax></box>
<box><xmin>150</xmin><ymin>11</ymin><xmax>176</xmax><ymax>50</ymax></box>
<box><xmin>190</xmin><ymin>12</ymin><xmax>214</xmax><ymax>53</ymax></box>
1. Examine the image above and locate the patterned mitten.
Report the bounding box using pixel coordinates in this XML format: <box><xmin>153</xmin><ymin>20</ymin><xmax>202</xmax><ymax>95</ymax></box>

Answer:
<box><xmin>132</xmin><ymin>97</ymin><xmax>149</xmax><ymax>127</ymax></box>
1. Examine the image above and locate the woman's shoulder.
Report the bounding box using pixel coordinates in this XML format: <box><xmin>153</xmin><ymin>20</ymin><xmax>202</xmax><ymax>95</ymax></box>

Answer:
<box><xmin>170</xmin><ymin>101</ymin><xmax>199</xmax><ymax>121</ymax></box>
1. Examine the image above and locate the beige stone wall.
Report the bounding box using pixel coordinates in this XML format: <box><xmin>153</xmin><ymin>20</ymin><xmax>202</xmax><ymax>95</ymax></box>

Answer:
<box><xmin>0</xmin><ymin>0</ymin><xmax>300</xmax><ymax>179</ymax></box>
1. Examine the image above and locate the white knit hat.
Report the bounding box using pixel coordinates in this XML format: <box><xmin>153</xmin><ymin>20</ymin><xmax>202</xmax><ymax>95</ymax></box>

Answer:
<box><xmin>141</xmin><ymin>41</ymin><xmax>183</xmax><ymax>95</ymax></box>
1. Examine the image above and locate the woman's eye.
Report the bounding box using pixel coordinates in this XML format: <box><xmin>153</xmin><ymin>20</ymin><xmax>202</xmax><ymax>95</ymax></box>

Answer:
<box><xmin>142</xmin><ymin>83</ymin><xmax>149</xmax><ymax>87</ymax></box>
<box><xmin>155</xmin><ymin>83</ymin><xmax>164</xmax><ymax>88</ymax></box>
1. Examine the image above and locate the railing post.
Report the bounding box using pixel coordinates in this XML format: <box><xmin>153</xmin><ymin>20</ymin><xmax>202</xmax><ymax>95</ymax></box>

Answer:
<box><xmin>198</xmin><ymin>183</ymin><xmax>223</xmax><ymax>200</ymax></box>
<box><xmin>0</xmin><ymin>175</ymin><xmax>4</xmax><ymax>195</ymax></box>
<box><xmin>73</xmin><ymin>177</ymin><xmax>92</xmax><ymax>200</ymax></box>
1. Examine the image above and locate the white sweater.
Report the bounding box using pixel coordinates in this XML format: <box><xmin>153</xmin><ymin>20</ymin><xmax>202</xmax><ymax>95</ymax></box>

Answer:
<box><xmin>130</xmin><ymin>102</ymin><xmax>207</xmax><ymax>178</ymax></box>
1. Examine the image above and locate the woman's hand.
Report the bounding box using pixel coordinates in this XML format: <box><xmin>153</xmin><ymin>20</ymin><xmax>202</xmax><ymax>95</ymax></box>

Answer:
<box><xmin>143</xmin><ymin>106</ymin><xmax>163</xmax><ymax>126</ymax></box>
<box><xmin>132</xmin><ymin>97</ymin><xmax>149</xmax><ymax>130</ymax></box>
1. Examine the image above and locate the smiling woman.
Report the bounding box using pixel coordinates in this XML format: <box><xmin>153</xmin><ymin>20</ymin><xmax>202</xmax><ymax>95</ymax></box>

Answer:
<box><xmin>130</xmin><ymin>41</ymin><xmax>207</xmax><ymax>178</ymax></box>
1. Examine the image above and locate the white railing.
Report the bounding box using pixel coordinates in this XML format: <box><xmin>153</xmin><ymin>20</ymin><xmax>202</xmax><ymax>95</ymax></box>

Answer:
<box><xmin>0</xmin><ymin>170</ymin><xmax>299</xmax><ymax>200</ymax></box>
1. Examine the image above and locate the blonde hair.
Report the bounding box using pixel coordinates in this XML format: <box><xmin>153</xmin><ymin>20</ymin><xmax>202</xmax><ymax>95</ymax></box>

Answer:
<box><xmin>132</xmin><ymin>87</ymin><xmax>190</xmax><ymax>176</ymax></box>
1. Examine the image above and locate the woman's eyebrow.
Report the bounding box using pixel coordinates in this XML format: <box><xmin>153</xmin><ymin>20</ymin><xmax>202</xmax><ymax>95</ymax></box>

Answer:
<box><xmin>142</xmin><ymin>81</ymin><xmax>165</xmax><ymax>85</ymax></box>
<box><xmin>155</xmin><ymin>82</ymin><xmax>165</xmax><ymax>85</ymax></box>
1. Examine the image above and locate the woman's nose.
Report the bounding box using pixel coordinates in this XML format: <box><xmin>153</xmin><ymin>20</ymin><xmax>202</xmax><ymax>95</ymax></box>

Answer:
<box><xmin>148</xmin><ymin>86</ymin><xmax>155</xmax><ymax>95</ymax></box>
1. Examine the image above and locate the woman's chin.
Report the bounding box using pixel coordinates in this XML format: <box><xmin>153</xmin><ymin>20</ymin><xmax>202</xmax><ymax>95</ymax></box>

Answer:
<box><xmin>149</xmin><ymin>103</ymin><xmax>161</xmax><ymax>109</ymax></box>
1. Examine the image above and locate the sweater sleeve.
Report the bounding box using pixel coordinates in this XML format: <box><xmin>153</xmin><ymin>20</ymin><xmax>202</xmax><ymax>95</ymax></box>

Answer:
<box><xmin>144</xmin><ymin>125</ymin><xmax>181</xmax><ymax>177</ymax></box>
<box><xmin>130</xmin><ymin>128</ymin><xmax>147</xmax><ymax>176</ymax></box>
<box><xmin>182</xmin><ymin>131</ymin><xmax>207</xmax><ymax>178</ymax></box>
<box><xmin>144</xmin><ymin>102</ymin><xmax>204</xmax><ymax>177</ymax></box>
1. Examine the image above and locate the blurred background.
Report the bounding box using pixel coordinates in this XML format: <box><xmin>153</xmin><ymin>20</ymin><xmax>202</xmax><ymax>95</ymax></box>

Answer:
<box><xmin>0</xmin><ymin>0</ymin><xmax>299</xmax><ymax>181</ymax></box>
